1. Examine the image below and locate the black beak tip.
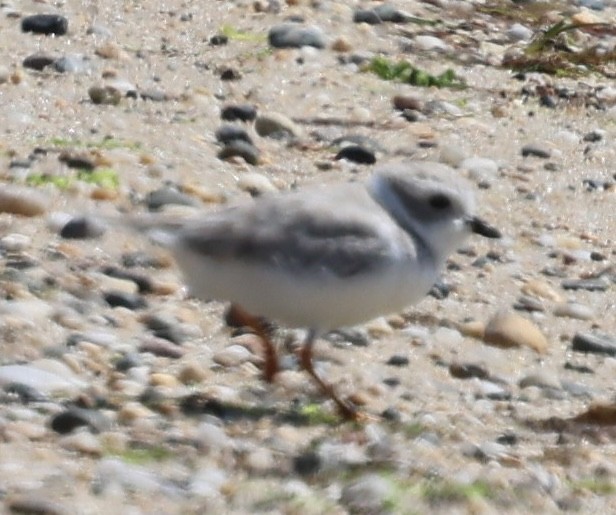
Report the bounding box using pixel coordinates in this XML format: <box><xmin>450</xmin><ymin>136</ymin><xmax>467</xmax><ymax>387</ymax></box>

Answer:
<box><xmin>468</xmin><ymin>217</ymin><xmax>501</xmax><ymax>239</ymax></box>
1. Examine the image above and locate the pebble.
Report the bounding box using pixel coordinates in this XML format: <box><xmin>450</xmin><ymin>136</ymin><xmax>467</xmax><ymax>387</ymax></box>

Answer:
<box><xmin>0</xmin><ymin>186</ymin><xmax>48</xmax><ymax>216</ymax></box>
<box><xmin>561</xmin><ymin>278</ymin><xmax>609</xmax><ymax>291</ymax></box>
<box><xmin>0</xmin><ymin>65</ymin><xmax>9</xmax><ymax>84</ymax></box>
<box><xmin>102</xmin><ymin>266</ymin><xmax>154</xmax><ymax>294</ymax></box>
<box><xmin>53</xmin><ymin>54</ymin><xmax>89</xmax><ymax>73</ymax></box>
<box><xmin>21</xmin><ymin>14</ymin><xmax>68</xmax><ymax>35</ymax></box>
<box><xmin>353</xmin><ymin>4</ymin><xmax>408</xmax><ymax>24</ymax></box>
<box><xmin>146</xmin><ymin>186</ymin><xmax>197</xmax><ymax>211</ymax></box>
<box><xmin>553</xmin><ymin>302</ymin><xmax>595</xmax><ymax>320</ymax></box>
<box><xmin>103</xmin><ymin>290</ymin><xmax>147</xmax><ymax>310</ymax></box>
<box><xmin>0</xmin><ymin>364</ymin><xmax>83</xmax><ymax>396</ymax></box>
<box><xmin>213</xmin><ymin>345</ymin><xmax>253</xmax><ymax>367</ymax></box>
<box><xmin>139</xmin><ymin>338</ymin><xmax>184</xmax><ymax>359</ymax></box>
<box><xmin>268</xmin><ymin>23</ymin><xmax>326</xmax><ymax>49</ymax></box>
<box><xmin>506</xmin><ymin>23</ymin><xmax>534</xmax><ymax>42</ymax></box>
<box><xmin>50</xmin><ymin>406</ymin><xmax>112</xmax><ymax>434</ymax></box>
<box><xmin>414</xmin><ymin>35</ymin><xmax>450</xmax><ymax>52</ymax></box>
<box><xmin>484</xmin><ymin>310</ymin><xmax>548</xmax><ymax>353</ymax></box>
<box><xmin>521</xmin><ymin>279</ymin><xmax>564</xmax><ymax>302</ymax></box>
<box><xmin>334</xmin><ymin>145</ymin><xmax>376</xmax><ymax>164</ymax></box>
<box><xmin>88</xmin><ymin>84</ymin><xmax>122</xmax><ymax>105</ymax></box>
<box><xmin>392</xmin><ymin>94</ymin><xmax>423</xmax><ymax>112</ymax></box>
<box><xmin>218</xmin><ymin>140</ymin><xmax>260</xmax><ymax>165</ymax></box>
<box><xmin>220</xmin><ymin>104</ymin><xmax>257</xmax><ymax>122</ymax></box>
<box><xmin>521</xmin><ymin>144</ymin><xmax>551</xmax><ymax>158</ymax></box>
<box><xmin>60</xmin><ymin>216</ymin><xmax>106</xmax><ymax>239</ymax></box>
<box><xmin>237</xmin><ymin>172</ymin><xmax>277</xmax><ymax>195</ymax></box>
<box><xmin>23</xmin><ymin>53</ymin><xmax>56</xmax><ymax>71</ymax></box>
<box><xmin>461</xmin><ymin>157</ymin><xmax>498</xmax><ymax>182</ymax></box>
<box><xmin>0</xmin><ymin>233</ymin><xmax>31</xmax><ymax>251</ymax></box>
<box><xmin>60</xmin><ymin>430</ymin><xmax>103</xmax><ymax>455</ymax></box>
<box><xmin>6</xmin><ymin>496</ymin><xmax>67</xmax><ymax>515</ymax></box>
<box><xmin>215</xmin><ymin>125</ymin><xmax>253</xmax><ymax>145</ymax></box>
<box><xmin>189</xmin><ymin>467</ymin><xmax>228</xmax><ymax>498</ymax></box>
<box><xmin>178</xmin><ymin>362</ymin><xmax>207</xmax><ymax>384</ymax></box>
<box><xmin>571</xmin><ymin>332</ymin><xmax>616</xmax><ymax>356</ymax></box>
<box><xmin>254</xmin><ymin>112</ymin><xmax>302</xmax><ymax>139</ymax></box>
<box><xmin>340</xmin><ymin>474</ymin><xmax>392</xmax><ymax>514</ymax></box>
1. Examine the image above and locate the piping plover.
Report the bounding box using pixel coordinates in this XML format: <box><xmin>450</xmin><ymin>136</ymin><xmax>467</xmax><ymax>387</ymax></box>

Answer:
<box><xmin>122</xmin><ymin>161</ymin><xmax>500</xmax><ymax>418</ymax></box>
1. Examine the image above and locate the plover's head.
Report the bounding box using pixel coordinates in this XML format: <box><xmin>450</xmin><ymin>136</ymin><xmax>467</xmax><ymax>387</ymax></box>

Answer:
<box><xmin>369</xmin><ymin>162</ymin><xmax>501</xmax><ymax>264</ymax></box>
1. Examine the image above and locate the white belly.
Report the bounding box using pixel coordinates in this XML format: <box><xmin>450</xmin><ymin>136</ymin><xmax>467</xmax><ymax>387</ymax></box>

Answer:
<box><xmin>173</xmin><ymin>246</ymin><xmax>437</xmax><ymax>331</ymax></box>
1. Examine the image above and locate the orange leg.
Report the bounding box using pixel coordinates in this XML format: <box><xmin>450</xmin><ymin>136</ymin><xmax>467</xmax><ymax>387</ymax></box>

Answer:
<box><xmin>298</xmin><ymin>330</ymin><xmax>360</xmax><ymax>420</ymax></box>
<box><xmin>226</xmin><ymin>304</ymin><xmax>279</xmax><ymax>382</ymax></box>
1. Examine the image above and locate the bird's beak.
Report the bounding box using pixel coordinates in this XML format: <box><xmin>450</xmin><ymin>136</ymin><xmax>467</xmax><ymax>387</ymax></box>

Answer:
<box><xmin>466</xmin><ymin>216</ymin><xmax>501</xmax><ymax>239</ymax></box>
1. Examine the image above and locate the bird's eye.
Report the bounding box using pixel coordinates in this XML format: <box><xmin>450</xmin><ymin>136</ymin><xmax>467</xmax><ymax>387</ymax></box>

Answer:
<box><xmin>429</xmin><ymin>194</ymin><xmax>451</xmax><ymax>210</ymax></box>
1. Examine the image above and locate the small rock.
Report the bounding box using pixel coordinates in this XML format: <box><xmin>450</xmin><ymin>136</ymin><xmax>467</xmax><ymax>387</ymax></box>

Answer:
<box><xmin>386</xmin><ymin>354</ymin><xmax>409</xmax><ymax>367</ymax></box>
<box><xmin>6</xmin><ymin>497</ymin><xmax>67</xmax><ymax>515</ymax></box>
<box><xmin>254</xmin><ymin>112</ymin><xmax>302</xmax><ymax>139</ymax></box>
<box><xmin>0</xmin><ymin>186</ymin><xmax>48</xmax><ymax>216</ymax></box>
<box><xmin>484</xmin><ymin>310</ymin><xmax>548</xmax><ymax>353</ymax></box>
<box><xmin>334</xmin><ymin>145</ymin><xmax>376</xmax><ymax>164</ymax></box>
<box><xmin>0</xmin><ymin>233</ymin><xmax>31</xmax><ymax>251</ymax></box>
<box><xmin>521</xmin><ymin>144</ymin><xmax>551</xmax><ymax>158</ymax></box>
<box><xmin>218</xmin><ymin>140</ymin><xmax>260</xmax><ymax>165</ymax></box>
<box><xmin>103</xmin><ymin>291</ymin><xmax>147</xmax><ymax>310</ymax></box>
<box><xmin>268</xmin><ymin>23</ymin><xmax>326</xmax><ymax>49</ymax></box>
<box><xmin>521</xmin><ymin>279</ymin><xmax>564</xmax><ymax>302</ymax></box>
<box><xmin>0</xmin><ymin>364</ymin><xmax>83</xmax><ymax>395</ymax></box>
<box><xmin>60</xmin><ymin>216</ymin><xmax>106</xmax><ymax>239</ymax></box>
<box><xmin>507</xmin><ymin>23</ymin><xmax>534</xmax><ymax>42</ymax></box>
<box><xmin>340</xmin><ymin>474</ymin><xmax>392</xmax><ymax>514</ymax></box>
<box><xmin>51</xmin><ymin>406</ymin><xmax>112</xmax><ymax>434</ymax></box>
<box><xmin>449</xmin><ymin>362</ymin><xmax>489</xmax><ymax>380</ymax></box>
<box><xmin>393</xmin><ymin>94</ymin><xmax>423</xmax><ymax>112</ymax></box>
<box><xmin>571</xmin><ymin>332</ymin><xmax>616</xmax><ymax>356</ymax></box>
<box><xmin>88</xmin><ymin>84</ymin><xmax>122</xmax><ymax>105</ymax></box>
<box><xmin>553</xmin><ymin>302</ymin><xmax>595</xmax><ymax>320</ymax></box>
<box><xmin>462</xmin><ymin>157</ymin><xmax>498</xmax><ymax>182</ymax></box>
<box><xmin>178</xmin><ymin>362</ymin><xmax>207</xmax><ymax>384</ymax></box>
<box><xmin>146</xmin><ymin>186</ymin><xmax>197</xmax><ymax>211</ymax></box>
<box><xmin>220</xmin><ymin>104</ymin><xmax>257</xmax><ymax>122</ymax></box>
<box><xmin>293</xmin><ymin>451</ymin><xmax>321</xmax><ymax>476</ymax></box>
<box><xmin>60</xmin><ymin>431</ymin><xmax>103</xmax><ymax>455</ymax></box>
<box><xmin>561</xmin><ymin>278</ymin><xmax>609</xmax><ymax>291</ymax></box>
<box><xmin>54</xmin><ymin>54</ymin><xmax>89</xmax><ymax>73</ymax></box>
<box><xmin>139</xmin><ymin>338</ymin><xmax>184</xmax><ymax>359</ymax></box>
<box><xmin>237</xmin><ymin>172</ymin><xmax>277</xmax><ymax>196</ymax></box>
<box><xmin>21</xmin><ymin>14</ymin><xmax>68</xmax><ymax>35</ymax></box>
<box><xmin>23</xmin><ymin>52</ymin><xmax>56</xmax><ymax>71</ymax></box>
<box><xmin>215</xmin><ymin>125</ymin><xmax>253</xmax><ymax>145</ymax></box>
<box><xmin>213</xmin><ymin>345</ymin><xmax>253</xmax><ymax>367</ymax></box>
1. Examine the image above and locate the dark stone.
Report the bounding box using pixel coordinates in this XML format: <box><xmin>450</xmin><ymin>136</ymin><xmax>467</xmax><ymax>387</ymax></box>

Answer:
<box><xmin>58</xmin><ymin>152</ymin><xmax>95</xmax><ymax>170</ymax></box>
<box><xmin>334</xmin><ymin>145</ymin><xmax>376</xmax><ymax>164</ymax></box>
<box><xmin>382</xmin><ymin>377</ymin><xmax>400</xmax><ymax>388</ymax></box>
<box><xmin>561</xmin><ymin>278</ymin><xmax>609</xmax><ymax>291</ymax></box>
<box><xmin>215</xmin><ymin>125</ymin><xmax>253</xmax><ymax>145</ymax></box>
<box><xmin>583</xmin><ymin>130</ymin><xmax>603</xmax><ymax>142</ymax></box>
<box><xmin>101</xmin><ymin>266</ymin><xmax>154</xmax><ymax>293</ymax></box>
<box><xmin>146</xmin><ymin>186</ymin><xmax>197</xmax><ymax>211</ymax></box>
<box><xmin>50</xmin><ymin>406</ymin><xmax>111</xmax><ymax>434</ymax></box>
<box><xmin>103</xmin><ymin>290</ymin><xmax>147</xmax><ymax>310</ymax></box>
<box><xmin>142</xmin><ymin>314</ymin><xmax>187</xmax><ymax>344</ymax></box>
<box><xmin>4</xmin><ymin>382</ymin><xmax>47</xmax><ymax>403</ymax></box>
<box><xmin>521</xmin><ymin>144</ymin><xmax>551</xmax><ymax>158</ymax></box>
<box><xmin>268</xmin><ymin>23</ymin><xmax>325</xmax><ymax>49</ymax></box>
<box><xmin>21</xmin><ymin>14</ymin><xmax>68</xmax><ymax>35</ymax></box>
<box><xmin>386</xmin><ymin>354</ymin><xmax>409</xmax><ymax>367</ymax></box>
<box><xmin>429</xmin><ymin>280</ymin><xmax>451</xmax><ymax>299</ymax></box>
<box><xmin>293</xmin><ymin>451</ymin><xmax>321</xmax><ymax>475</ymax></box>
<box><xmin>115</xmin><ymin>353</ymin><xmax>141</xmax><ymax>372</ymax></box>
<box><xmin>221</xmin><ymin>104</ymin><xmax>257</xmax><ymax>122</ymax></box>
<box><xmin>563</xmin><ymin>361</ymin><xmax>594</xmax><ymax>374</ymax></box>
<box><xmin>22</xmin><ymin>53</ymin><xmax>56</xmax><ymax>71</ymax></box>
<box><xmin>209</xmin><ymin>34</ymin><xmax>228</xmax><ymax>45</ymax></box>
<box><xmin>496</xmin><ymin>432</ymin><xmax>518</xmax><ymax>445</ymax></box>
<box><xmin>381</xmin><ymin>407</ymin><xmax>401</xmax><ymax>421</ymax></box>
<box><xmin>60</xmin><ymin>216</ymin><xmax>106</xmax><ymax>239</ymax></box>
<box><xmin>449</xmin><ymin>362</ymin><xmax>489</xmax><ymax>380</ymax></box>
<box><xmin>218</xmin><ymin>140</ymin><xmax>260</xmax><ymax>165</ymax></box>
<box><xmin>219</xmin><ymin>67</ymin><xmax>242</xmax><ymax>81</ymax></box>
<box><xmin>571</xmin><ymin>332</ymin><xmax>616</xmax><ymax>356</ymax></box>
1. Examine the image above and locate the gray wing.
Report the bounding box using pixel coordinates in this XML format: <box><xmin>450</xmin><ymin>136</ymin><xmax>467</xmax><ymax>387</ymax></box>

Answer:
<box><xmin>179</xmin><ymin>185</ymin><xmax>406</xmax><ymax>278</ymax></box>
